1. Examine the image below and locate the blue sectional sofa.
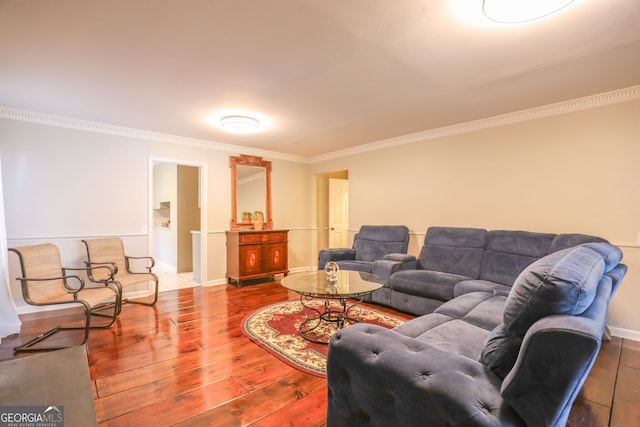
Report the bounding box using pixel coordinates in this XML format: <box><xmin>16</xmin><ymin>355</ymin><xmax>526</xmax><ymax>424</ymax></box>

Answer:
<box><xmin>326</xmin><ymin>227</ymin><xmax>628</xmax><ymax>426</ymax></box>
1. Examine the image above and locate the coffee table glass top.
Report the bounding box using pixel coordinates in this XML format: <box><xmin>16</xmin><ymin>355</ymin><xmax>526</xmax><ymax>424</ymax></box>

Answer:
<box><xmin>281</xmin><ymin>270</ymin><xmax>383</xmax><ymax>298</ymax></box>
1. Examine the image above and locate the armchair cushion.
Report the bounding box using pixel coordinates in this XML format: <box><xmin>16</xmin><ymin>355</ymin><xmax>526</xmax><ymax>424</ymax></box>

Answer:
<box><xmin>481</xmin><ymin>244</ymin><xmax>612</xmax><ymax>378</ymax></box>
<box><xmin>352</xmin><ymin>225</ymin><xmax>410</xmax><ymax>262</ymax></box>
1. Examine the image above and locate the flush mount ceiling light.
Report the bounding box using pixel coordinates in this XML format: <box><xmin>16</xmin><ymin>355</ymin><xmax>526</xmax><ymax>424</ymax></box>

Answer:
<box><xmin>483</xmin><ymin>0</ymin><xmax>576</xmax><ymax>23</ymax></box>
<box><xmin>219</xmin><ymin>115</ymin><xmax>261</xmax><ymax>134</ymax></box>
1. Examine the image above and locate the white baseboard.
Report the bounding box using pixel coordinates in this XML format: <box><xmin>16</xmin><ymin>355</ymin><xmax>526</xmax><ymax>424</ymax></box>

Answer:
<box><xmin>289</xmin><ymin>266</ymin><xmax>314</xmax><ymax>274</ymax></box>
<box><xmin>203</xmin><ymin>279</ymin><xmax>228</xmax><ymax>287</ymax></box>
<box><xmin>608</xmin><ymin>326</ymin><xmax>640</xmax><ymax>342</ymax></box>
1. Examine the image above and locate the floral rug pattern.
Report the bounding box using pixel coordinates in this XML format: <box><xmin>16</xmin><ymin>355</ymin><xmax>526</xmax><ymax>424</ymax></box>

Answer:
<box><xmin>241</xmin><ymin>299</ymin><xmax>407</xmax><ymax>377</ymax></box>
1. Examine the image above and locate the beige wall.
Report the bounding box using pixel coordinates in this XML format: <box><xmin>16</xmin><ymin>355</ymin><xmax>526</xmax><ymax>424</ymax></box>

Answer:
<box><xmin>310</xmin><ymin>99</ymin><xmax>640</xmax><ymax>337</ymax></box>
<box><xmin>0</xmin><ymin>118</ymin><xmax>312</xmax><ymax>311</ymax></box>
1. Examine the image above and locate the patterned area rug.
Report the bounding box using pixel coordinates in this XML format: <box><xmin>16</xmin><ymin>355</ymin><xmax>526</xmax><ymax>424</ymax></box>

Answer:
<box><xmin>241</xmin><ymin>300</ymin><xmax>408</xmax><ymax>377</ymax></box>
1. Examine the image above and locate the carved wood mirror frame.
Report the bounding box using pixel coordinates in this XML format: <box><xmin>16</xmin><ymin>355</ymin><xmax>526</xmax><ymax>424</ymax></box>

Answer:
<box><xmin>229</xmin><ymin>154</ymin><xmax>273</xmax><ymax>230</ymax></box>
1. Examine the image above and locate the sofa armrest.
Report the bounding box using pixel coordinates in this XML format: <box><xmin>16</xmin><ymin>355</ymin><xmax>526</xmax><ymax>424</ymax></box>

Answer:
<box><xmin>383</xmin><ymin>253</ymin><xmax>417</xmax><ymax>270</ymax></box>
<box><xmin>327</xmin><ymin>324</ymin><xmax>525</xmax><ymax>427</ymax></box>
<box><xmin>501</xmin><ymin>315</ymin><xmax>603</xmax><ymax>427</ymax></box>
<box><xmin>318</xmin><ymin>248</ymin><xmax>356</xmax><ymax>269</ymax></box>
<box><xmin>499</xmin><ymin>272</ymin><xmax>612</xmax><ymax>427</ymax></box>
<box><xmin>371</xmin><ymin>259</ymin><xmax>403</xmax><ymax>285</ymax></box>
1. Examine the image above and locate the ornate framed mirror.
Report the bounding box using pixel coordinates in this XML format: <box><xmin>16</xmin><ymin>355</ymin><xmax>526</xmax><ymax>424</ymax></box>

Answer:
<box><xmin>229</xmin><ymin>154</ymin><xmax>272</xmax><ymax>230</ymax></box>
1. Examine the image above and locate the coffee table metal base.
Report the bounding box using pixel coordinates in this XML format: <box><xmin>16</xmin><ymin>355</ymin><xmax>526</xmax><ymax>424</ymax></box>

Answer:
<box><xmin>297</xmin><ymin>294</ymin><xmax>364</xmax><ymax>344</ymax></box>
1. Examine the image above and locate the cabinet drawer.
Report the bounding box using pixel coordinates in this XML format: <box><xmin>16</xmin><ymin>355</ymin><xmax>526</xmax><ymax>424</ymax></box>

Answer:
<box><xmin>240</xmin><ymin>232</ymin><xmax>287</xmax><ymax>244</ymax></box>
<box><xmin>265</xmin><ymin>233</ymin><xmax>287</xmax><ymax>242</ymax></box>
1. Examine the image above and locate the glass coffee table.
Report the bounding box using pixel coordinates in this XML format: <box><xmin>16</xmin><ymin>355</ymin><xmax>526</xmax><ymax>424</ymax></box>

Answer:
<box><xmin>281</xmin><ymin>270</ymin><xmax>383</xmax><ymax>344</ymax></box>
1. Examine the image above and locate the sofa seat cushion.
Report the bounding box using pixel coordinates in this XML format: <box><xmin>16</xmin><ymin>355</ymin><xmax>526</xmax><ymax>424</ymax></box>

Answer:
<box><xmin>454</xmin><ymin>279</ymin><xmax>512</xmax><ymax>298</ymax></box>
<box><xmin>334</xmin><ymin>260</ymin><xmax>373</xmax><ymax>273</ymax></box>
<box><xmin>392</xmin><ymin>292</ymin><xmax>507</xmax><ymax>360</ymax></box>
<box><xmin>393</xmin><ymin>317</ymin><xmax>488</xmax><ymax>361</ymax></box>
<box><xmin>481</xmin><ymin>244</ymin><xmax>613</xmax><ymax>378</ymax></box>
<box><xmin>435</xmin><ymin>292</ymin><xmax>507</xmax><ymax>332</ymax></box>
<box><xmin>390</xmin><ymin>270</ymin><xmax>471</xmax><ymax>301</ymax></box>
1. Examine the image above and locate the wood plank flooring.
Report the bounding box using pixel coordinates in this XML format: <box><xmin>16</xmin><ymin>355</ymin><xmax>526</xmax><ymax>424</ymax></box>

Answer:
<box><xmin>1</xmin><ymin>280</ymin><xmax>639</xmax><ymax>426</ymax></box>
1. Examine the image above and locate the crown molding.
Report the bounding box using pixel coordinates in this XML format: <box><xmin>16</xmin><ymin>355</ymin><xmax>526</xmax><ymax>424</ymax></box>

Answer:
<box><xmin>0</xmin><ymin>106</ymin><xmax>307</xmax><ymax>164</ymax></box>
<box><xmin>2</xmin><ymin>84</ymin><xmax>639</xmax><ymax>165</ymax></box>
<box><xmin>309</xmin><ymin>85</ymin><xmax>640</xmax><ymax>163</ymax></box>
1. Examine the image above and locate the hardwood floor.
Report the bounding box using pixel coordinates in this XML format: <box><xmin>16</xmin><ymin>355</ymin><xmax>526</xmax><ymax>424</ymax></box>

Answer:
<box><xmin>1</xmin><ymin>280</ymin><xmax>639</xmax><ymax>426</ymax></box>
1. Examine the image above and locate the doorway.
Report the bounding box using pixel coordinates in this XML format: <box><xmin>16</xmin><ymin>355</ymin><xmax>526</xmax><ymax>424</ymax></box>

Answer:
<box><xmin>329</xmin><ymin>178</ymin><xmax>349</xmax><ymax>248</ymax></box>
<box><xmin>149</xmin><ymin>158</ymin><xmax>207</xmax><ymax>291</ymax></box>
<box><xmin>315</xmin><ymin>170</ymin><xmax>349</xmax><ymax>251</ymax></box>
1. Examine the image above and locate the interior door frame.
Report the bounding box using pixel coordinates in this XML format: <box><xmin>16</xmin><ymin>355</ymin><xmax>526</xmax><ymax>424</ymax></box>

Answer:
<box><xmin>328</xmin><ymin>177</ymin><xmax>349</xmax><ymax>248</ymax></box>
<box><xmin>148</xmin><ymin>156</ymin><xmax>208</xmax><ymax>287</ymax></box>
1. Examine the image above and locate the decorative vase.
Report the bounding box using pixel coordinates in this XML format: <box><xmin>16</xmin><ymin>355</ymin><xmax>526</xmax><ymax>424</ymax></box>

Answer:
<box><xmin>253</xmin><ymin>211</ymin><xmax>264</xmax><ymax>230</ymax></box>
<box><xmin>242</xmin><ymin>212</ymin><xmax>252</xmax><ymax>223</ymax></box>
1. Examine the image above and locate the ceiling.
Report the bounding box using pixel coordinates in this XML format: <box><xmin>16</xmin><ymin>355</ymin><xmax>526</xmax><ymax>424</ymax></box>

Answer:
<box><xmin>1</xmin><ymin>0</ymin><xmax>640</xmax><ymax>159</ymax></box>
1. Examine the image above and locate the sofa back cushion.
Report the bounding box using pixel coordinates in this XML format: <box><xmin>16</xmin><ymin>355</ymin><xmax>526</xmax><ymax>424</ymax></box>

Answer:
<box><xmin>418</xmin><ymin>227</ymin><xmax>486</xmax><ymax>278</ymax></box>
<box><xmin>479</xmin><ymin>230</ymin><xmax>556</xmax><ymax>286</ymax></box>
<box><xmin>480</xmin><ymin>243</ymin><xmax>619</xmax><ymax>379</ymax></box>
<box><xmin>353</xmin><ymin>225</ymin><xmax>409</xmax><ymax>262</ymax></box>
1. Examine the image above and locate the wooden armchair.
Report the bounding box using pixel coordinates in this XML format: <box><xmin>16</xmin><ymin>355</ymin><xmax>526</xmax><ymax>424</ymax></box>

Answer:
<box><xmin>82</xmin><ymin>238</ymin><xmax>159</xmax><ymax>309</ymax></box>
<box><xmin>8</xmin><ymin>243</ymin><xmax>121</xmax><ymax>352</ymax></box>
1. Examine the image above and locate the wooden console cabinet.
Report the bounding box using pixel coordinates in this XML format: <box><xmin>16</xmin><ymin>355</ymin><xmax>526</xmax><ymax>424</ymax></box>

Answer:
<box><xmin>226</xmin><ymin>229</ymin><xmax>289</xmax><ymax>286</ymax></box>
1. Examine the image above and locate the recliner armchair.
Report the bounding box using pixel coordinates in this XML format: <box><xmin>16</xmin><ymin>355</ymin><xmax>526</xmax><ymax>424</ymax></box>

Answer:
<box><xmin>318</xmin><ymin>225</ymin><xmax>413</xmax><ymax>307</ymax></box>
<box><xmin>318</xmin><ymin>225</ymin><xmax>411</xmax><ymax>272</ymax></box>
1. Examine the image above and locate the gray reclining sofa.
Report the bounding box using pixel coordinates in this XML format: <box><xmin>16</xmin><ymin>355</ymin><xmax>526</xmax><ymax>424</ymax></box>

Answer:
<box><xmin>326</xmin><ymin>228</ymin><xmax>627</xmax><ymax>426</ymax></box>
<box><xmin>374</xmin><ymin>226</ymin><xmax>610</xmax><ymax>315</ymax></box>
